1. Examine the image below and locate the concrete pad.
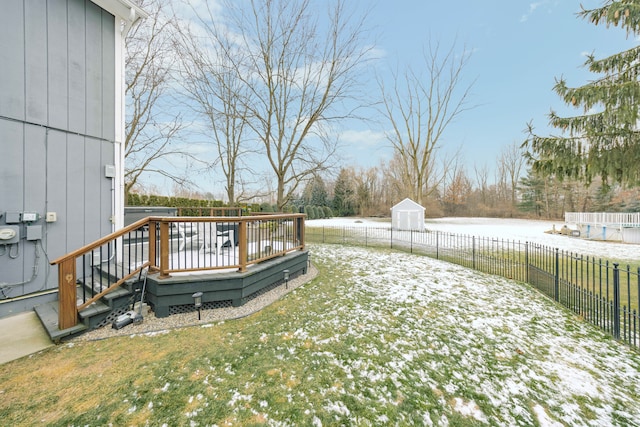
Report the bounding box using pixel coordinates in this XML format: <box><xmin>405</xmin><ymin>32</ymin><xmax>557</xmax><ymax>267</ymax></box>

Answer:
<box><xmin>0</xmin><ymin>311</ymin><xmax>54</xmax><ymax>365</ymax></box>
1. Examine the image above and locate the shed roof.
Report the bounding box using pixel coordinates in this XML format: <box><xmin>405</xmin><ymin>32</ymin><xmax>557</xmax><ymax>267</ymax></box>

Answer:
<box><xmin>391</xmin><ymin>198</ymin><xmax>425</xmax><ymax>211</ymax></box>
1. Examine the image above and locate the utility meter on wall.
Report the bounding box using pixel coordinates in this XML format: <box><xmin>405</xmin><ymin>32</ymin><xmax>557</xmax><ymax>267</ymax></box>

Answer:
<box><xmin>0</xmin><ymin>226</ymin><xmax>19</xmax><ymax>244</ymax></box>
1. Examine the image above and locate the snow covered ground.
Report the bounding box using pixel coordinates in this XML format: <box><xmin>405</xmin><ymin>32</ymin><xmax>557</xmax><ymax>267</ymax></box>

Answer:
<box><xmin>306</xmin><ymin>217</ymin><xmax>640</xmax><ymax>262</ymax></box>
<box><xmin>298</xmin><ymin>244</ymin><xmax>640</xmax><ymax>426</ymax></box>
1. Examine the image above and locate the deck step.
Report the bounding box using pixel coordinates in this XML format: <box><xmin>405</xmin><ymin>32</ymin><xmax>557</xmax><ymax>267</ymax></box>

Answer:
<box><xmin>79</xmin><ymin>279</ymin><xmax>134</xmax><ymax>306</ymax></box>
<box><xmin>78</xmin><ymin>300</ymin><xmax>111</xmax><ymax>320</ymax></box>
<box><xmin>34</xmin><ymin>301</ymin><xmax>88</xmax><ymax>342</ymax></box>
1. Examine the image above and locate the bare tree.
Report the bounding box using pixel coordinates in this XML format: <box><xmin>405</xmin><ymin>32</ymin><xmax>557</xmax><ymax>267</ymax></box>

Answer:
<box><xmin>354</xmin><ymin>167</ymin><xmax>382</xmax><ymax>216</ymax></box>
<box><xmin>379</xmin><ymin>41</ymin><xmax>474</xmax><ymax>206</ymax></box>
<box><xmin>383</xmin><ymin>151</ymin><xmax>415</xmax><ymax>202</ymax></box>
<box><xmin>124</xmin><ymin>0</ymin><xmax>196</xmax><ymax>197</ymax></box>
<box><xmin>497</xmin><ymin>142</ymin><xmax>525</xmax><ymax>213</ymax></box>
<box><xmin>473</xmin><ymin>162</ymin><xmax>490</xmax><ymax>206</ymax></box>
<box><xmin>195</xmin><ymin>0</ymin><xmax>373</xmax><ymax>210</ymax></box>
<box><xmin>175</xmin><ymin>13</ymin><xmax>255</xmax><ymax>206</ymax></box>
<box><xmin>443</xmin><ymin>165</ymin><xmax>472</xmax><ymax>216</ymax></box>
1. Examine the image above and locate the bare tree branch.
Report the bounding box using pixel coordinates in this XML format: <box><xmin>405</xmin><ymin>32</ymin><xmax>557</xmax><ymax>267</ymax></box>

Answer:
<box><xmin>125</xmin><ymin>0</ymin><xmax>200</xmax><ymax>196</ymax></box>
<box><xmin>379</xmin><ymin>40</ymin><xmax>475</xmax><ymax>205</ymax></box>
<box><xmin>199</xmin><ymin>0</ymin><xmax>375</xmax><ymax>210</ymax></box>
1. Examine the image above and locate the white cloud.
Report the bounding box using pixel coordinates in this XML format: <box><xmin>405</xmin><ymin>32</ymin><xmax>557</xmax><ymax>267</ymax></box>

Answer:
<box><xmin>520</xmin><ymin>1</ymin><xmax>547</xmax><ymax>23</ymax></box>
<box><xmin>338</xmin><ymin>128</ymin><xmax>387</xmax><ymax>149</ymax></box>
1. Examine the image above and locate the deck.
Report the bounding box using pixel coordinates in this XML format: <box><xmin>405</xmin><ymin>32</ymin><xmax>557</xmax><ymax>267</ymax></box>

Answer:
<box><xmin>46</xmin><ymin>213</ymin><xmax>307</xmax><ymax>333</ymax></box>
<box><xmin>564</xmin><ymin>212</ymin><xmax>640</xmax><ymax>243</ymax></box>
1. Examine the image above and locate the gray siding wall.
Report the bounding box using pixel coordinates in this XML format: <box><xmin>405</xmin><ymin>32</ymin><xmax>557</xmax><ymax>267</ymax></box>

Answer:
<box><xmin>0</xmin><ymin>0</ymin><xmax>116</xmax><ymax>316</ymax></box>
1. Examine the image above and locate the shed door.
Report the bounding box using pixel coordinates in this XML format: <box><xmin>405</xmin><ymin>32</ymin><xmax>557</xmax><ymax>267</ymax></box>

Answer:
<box><xmin>409</xmin><ymin>211</ymin><xmax>420</xmax><ymax>230</ymax></box>
<box><xmin>399</xmin><ymin>211</ymin><xmax>409</xmax><ymax>230</ymax></box>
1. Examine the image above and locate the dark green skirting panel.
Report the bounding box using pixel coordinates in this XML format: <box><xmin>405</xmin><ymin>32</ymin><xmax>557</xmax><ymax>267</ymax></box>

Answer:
<box><xmin>144</xmin><ymin>250</ymin><xmax>309</xmax><ymax>317</ymax></box>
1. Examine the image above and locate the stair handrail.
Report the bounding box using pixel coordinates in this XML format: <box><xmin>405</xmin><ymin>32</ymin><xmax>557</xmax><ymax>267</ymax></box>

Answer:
<box><xmin>50</xmin><ymin>217</ymin><xmax>152</xmax><ymax>330</ymax></box>
<box><xmin>50</xmin><ymin>217</ymin><xmax>151</xmax><ymax>265</ymax></box>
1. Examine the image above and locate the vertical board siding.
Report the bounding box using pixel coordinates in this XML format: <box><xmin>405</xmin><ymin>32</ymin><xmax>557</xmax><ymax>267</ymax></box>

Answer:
<box><xmin>85</xmin><ymin>1</ymin><xmax>103</xmax><ymax>137</ymax></box>
<box><xmin>46</xmin><ymin>130</ymin><xmax>69</xmax><ymax>260</ymax></box>
<box><xmin>84</xmin><ymin>139</ymin><xmax>103</xmax><ymax>243</ymax></box>
<box><xmin>0</xmin><ymin>120</ymin><xmax>24</xmax><ymax>285</ymax></box>
<box><xmin>0</xmin><ymin>1</ymin><xmax>26</xmax><ymax>119</ymax></box>
<box><xmin>23</xmin><ymin>126</ymin><xmax>47</xmax><ymax>213</ymax></box>
<box><xmin>0</xmin><ymin>0</ymin><xmax>116</xmax><ymax>305</ymax></box>
<box><xmin>25</xmin><ymin>1</ymin><xmax>48</xmax><ymax>124</ymax></box>
<box><xmin>102</xmin><ymin>10</ymin><xmax>116</xmax><ymax>140</ymax></box>
<box><xmin>67</xmin><ymin>0</ymin><xmax>87</xmax><ymax>135</ymax></box>
<box><xmin>47</xmin><ymin>1</ymin><xmax>69</xmax><ymax>130</ymax></box>
<box><xmin>66</xmin><ymin>133</ymin><xmax>86</xmax><ymax>251</ymax></box>
<box><xmin>0</xmin><ymin>121</ymin><xmax>24</xmax><ymax>209</ymax></box>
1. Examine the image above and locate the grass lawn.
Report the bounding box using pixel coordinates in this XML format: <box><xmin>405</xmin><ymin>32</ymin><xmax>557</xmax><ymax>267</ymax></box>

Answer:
<box><xmin>1</xmin><ymin>244</ymin><xmax>639</xmax><ymax>426</ymax></box>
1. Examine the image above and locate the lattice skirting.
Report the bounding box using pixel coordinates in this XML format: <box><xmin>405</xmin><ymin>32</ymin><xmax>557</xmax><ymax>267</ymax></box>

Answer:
<box><xmin>166</xmin><ymin>275</ymin><xmax>290</xmax><ymax>315</ymax></box>
<box><xmin>169</xmin><ymin>299</ymin><xmax>233</xmax><ymax>315</ymax></box>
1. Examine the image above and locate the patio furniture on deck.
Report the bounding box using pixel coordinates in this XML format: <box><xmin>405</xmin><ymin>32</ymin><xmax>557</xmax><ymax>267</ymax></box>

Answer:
<box><xmin>178</xmin><ymin>223</ymin><xmax>236</xmax><ymax>254</ymax></box>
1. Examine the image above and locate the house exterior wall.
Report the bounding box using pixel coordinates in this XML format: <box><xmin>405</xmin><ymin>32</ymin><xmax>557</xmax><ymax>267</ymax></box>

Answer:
<box><xmin>0</xmin><ymin>0</ymin><xmax>117</xmax><ymax>317</ymax></box>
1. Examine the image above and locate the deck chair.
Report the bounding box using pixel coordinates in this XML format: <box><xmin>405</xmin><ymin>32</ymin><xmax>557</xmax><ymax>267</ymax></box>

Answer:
<box><xmin>179</xmin><ymin>223</ymin><xmax>217</xmax><ymax>253</ymax></box>
<box><xmin>215</xmin><ymin>229</ymin><xmax>235</xmax><ymax>253</ymax></box>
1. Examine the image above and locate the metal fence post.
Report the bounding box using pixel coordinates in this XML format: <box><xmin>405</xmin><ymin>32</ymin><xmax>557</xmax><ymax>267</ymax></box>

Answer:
<box><xmin>436</xmin><ymin>231</ymin><xmax>439</xmax><ymax>259</ymax></box>
<box><xmin>390</xmin><ymin>227</ymin><xmax>393</xmax><ymax>249</ymax></box>
<box><xmin>411</xmin><ymin>229</ymin><xmax>414</xmax><ymax>253</ymax></box>
<box><xmin>554</xmin><ymin>248</ymin><xmax>559</xmax><ymax>302</ymax></box>
<box><xmin>525</xmin><ymin>242</ymin><xmax>529</xmax><ymax>284</ymax></box>
<box><xmin>472</xmin><ymin>236</ymin><xmax>476</xmax><ymax>270</ymax></box>
<box><xmin>613</xmin><ymin>263</ymin><xmax>621</xmax><ymax>339</ymax></box>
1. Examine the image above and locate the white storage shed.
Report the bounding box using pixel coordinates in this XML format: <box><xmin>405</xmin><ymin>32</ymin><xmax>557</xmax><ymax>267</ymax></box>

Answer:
<box><xmin>391</xmin><ymin>198</ymin><xmax>425</xmax><ymax>231</ymax></box>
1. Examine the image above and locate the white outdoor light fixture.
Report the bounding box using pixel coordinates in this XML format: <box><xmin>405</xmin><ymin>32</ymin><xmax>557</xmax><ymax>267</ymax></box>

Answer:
<box><xmin>192</xmin><ymin>291</ymin><xmax>203</xmax><ymax>320</ymax></box>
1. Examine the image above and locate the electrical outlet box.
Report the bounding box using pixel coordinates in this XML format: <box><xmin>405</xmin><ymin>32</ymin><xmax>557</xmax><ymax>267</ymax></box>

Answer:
<box><xmin>21</xmin><ymin>212</ymin><xmax>39</xmax><ymax>222</ymax></box>
<box><xmin>46</xmin><ymin>212</ymin><xmax>57</xmax><ymax>223</ymax></box>
<box><xmin>5</xmin><ymin>212</ymin><xmax>21</xmax><ymax>224</ymax></box>
<box><xmin>26</xmin><ymin>225</ymin><xmax>42</xmax><ymax>241</ymax></box>
<box><xmin>105</xmin><ymin>164</ymin><xmax>116</xmax><ymax>178</ymax></box>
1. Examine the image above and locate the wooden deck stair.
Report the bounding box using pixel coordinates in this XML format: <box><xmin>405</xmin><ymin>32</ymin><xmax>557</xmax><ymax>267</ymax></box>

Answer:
<box><xmin>34</xmin><ymin>263</ymin><xmax>142</xmax><ymax>342</ymax></box>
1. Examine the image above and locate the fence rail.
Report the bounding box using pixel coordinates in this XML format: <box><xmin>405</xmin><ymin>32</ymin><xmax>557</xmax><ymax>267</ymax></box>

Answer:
<box><xmin>565</xmin><ymin>212</ymin><xmax>640</xmax><ymax>227</ymax></box>
<box><xmin>306</xmin><ymin>225</ymin><xmax>640</xmax><ymax>350</ymax></box>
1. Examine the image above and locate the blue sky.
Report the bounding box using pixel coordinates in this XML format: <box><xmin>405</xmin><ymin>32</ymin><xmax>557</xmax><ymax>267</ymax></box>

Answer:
<box><xmin>141</xmin><ymin>1</ymin><xmax>637</xmax><ymax>196</ymax></box>
<box><xmin>340</xmin><ymin>0</ymin><xmax>637</xmax><ymax>173</ymax></box>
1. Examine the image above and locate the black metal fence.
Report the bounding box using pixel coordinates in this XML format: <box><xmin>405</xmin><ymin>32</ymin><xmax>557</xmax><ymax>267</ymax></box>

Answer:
<box><xmin>306</xmin><ymin>225</ymin><xmax>640</xmax><ymax>350</ymax></box>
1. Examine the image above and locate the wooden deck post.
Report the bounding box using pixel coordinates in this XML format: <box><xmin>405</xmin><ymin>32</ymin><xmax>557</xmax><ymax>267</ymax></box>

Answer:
<box><xmin>239</xmin><ymin>220</ymin><xmax>248</xmax><ymax>272</ymax></box>
<box><xmin>159</xmin><ymin>221</ymin><xmax>170</xmax><ymax>278</ymax></box>
<box><xmin>58</xmin><ymin>258</ymin><xmax>78</xmax><ymax>329</ymax></box>
<box><xmin>148</xmin><ymin>220</ymin><xmax>158</xmax><ymax>272</ymax></box>
<box><xmin>298</xmin><ymin>216</ymin><xmax>305</xmax><ymax>250</ymax></box>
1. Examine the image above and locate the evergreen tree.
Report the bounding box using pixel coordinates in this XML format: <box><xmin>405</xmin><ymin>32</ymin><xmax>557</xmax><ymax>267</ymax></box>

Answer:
<box><xmin>302</xmin><ymin>176</ymin><xmax>329</xmax><ymax>208</ymax></box>
<box><xmin>518</xmin><ymin>169</ymin><xmax>547</xmax><ymax>217</ymax></box>
<box><xmin>310</xmin><ymin>177</ymin><xmax>328</xmax><ymax>207</ymax></box>
<box><xmin>333</xmin><ymin>168</ymin><xmax>356</xmax><ymax>216</ymax></box>
<box><xmin>593</xmin><ymin>183</ymin><xmax>615</xmax><ymax>211</ymax></box>
<box><xmin>524</xmin><ymin>1</ymin><xmax>640</xmax><ymax>186</ymax></box>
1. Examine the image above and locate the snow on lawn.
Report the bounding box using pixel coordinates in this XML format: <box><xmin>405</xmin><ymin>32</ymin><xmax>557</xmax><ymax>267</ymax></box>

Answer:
<box><xmin>298</xmin><ymin>244</ymin><xmax>640</xmax><ymax>426</ymax></box>
<box><xmin>307</xmin><ymin>217</ymin><xmax>640</xmax><ymax>261</ymax></box>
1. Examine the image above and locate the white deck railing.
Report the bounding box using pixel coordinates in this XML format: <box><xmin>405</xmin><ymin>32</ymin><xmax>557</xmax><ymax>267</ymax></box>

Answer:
<box><xmin>565</xmin><ymin>212</ymin><xmax>640</xmax><ymax>227</ymax></box>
